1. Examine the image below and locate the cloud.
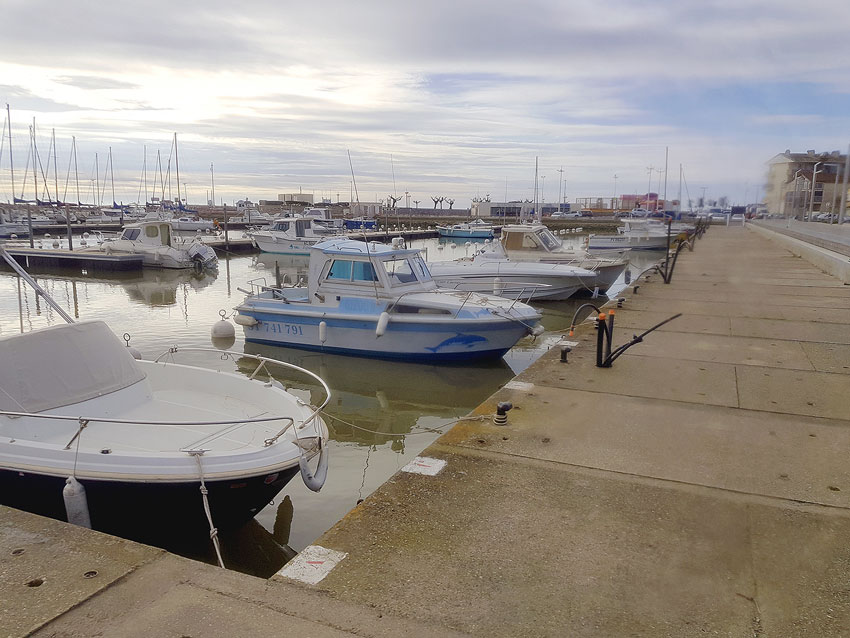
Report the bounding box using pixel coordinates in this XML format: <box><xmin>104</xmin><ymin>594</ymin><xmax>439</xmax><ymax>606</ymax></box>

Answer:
<box><xmin>1</xmin><ymin>0</ymin><xmax>849</xmax><ymax>206</ymax></box>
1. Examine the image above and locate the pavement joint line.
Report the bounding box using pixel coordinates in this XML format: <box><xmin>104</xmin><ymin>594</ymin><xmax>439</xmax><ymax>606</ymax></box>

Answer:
<box><xmin>428</xmin><ymin>442</ymin><xmax>850</xmax><ymax>516</ymax></box>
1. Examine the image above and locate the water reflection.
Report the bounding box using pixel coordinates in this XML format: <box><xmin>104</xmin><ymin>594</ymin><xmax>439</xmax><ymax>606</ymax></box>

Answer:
<box><xmin>241</xmin><ymin>342</ymin><xmax>516</xmax><ymax>446</ymax></box>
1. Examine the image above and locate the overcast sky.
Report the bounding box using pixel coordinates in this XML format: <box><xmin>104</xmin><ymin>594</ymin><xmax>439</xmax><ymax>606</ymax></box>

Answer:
<box><xmin>1</xmin><ymin>0</ymin><xmax>848</xmax><ymax>208</ymax></box>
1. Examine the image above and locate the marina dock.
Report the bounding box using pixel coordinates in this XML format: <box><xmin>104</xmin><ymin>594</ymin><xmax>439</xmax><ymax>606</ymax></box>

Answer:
<box><xmin>3</xmin><ymin>223</ymin><xmax>850</xmax><ymax>636</ymax></box>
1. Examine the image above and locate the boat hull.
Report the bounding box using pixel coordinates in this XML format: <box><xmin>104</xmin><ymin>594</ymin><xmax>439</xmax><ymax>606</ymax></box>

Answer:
<box><xmin>239</xmin><ymin>311</ymin><xmax>530</xmax><ymax>362</ymax></box>
<box><xmin>430</xmin><ymin>270</ymin><xmax>584</xmax><ymax>300</ymax></box>
<box><xmin>437</xmin><ymin>228</ymin><xmax>494</xmax><ymax>239</ymax></box>
<box><xmin>252</xmin><ymin>234</ymin><xmax>319</xmax><ymax>255</ymax></box>
<box><xmin>0</xmin><ymin>464</ymin><xmax>300</xmax><ymax>535</ymax></box>
<box><xmin>587</xmin><ymin>235</ymin><xmax>669</xmax><ymax>251</ymax></box>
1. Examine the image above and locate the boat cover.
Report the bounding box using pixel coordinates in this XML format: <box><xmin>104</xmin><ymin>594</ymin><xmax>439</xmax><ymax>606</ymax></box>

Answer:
<box><xmin>0</xmin><ymin>321</ymin><xmax>146</xmax><ymax>414</ymax></box>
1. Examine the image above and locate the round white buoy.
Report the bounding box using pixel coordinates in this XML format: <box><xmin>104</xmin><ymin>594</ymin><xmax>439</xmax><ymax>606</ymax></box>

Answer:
<box><xmin>318</xmin><ymin>320</ymin><xmax>327</xmax><ymax>343</ymax></box>
<box><xmin>211</xmin><ymin>318</ymin><xmax>236</xmax><ymax>339</ymax></box>
<box><xmin>45</xmin><ymin>233</ymin><xmax>51</xmax><ymax>238</ymax></box>
<box><xmin>63</xmin><ymin>477</ymin><xmax>92</xmax><ymax>528</ymax></box>
<box><xmin>375</xmin><ymin>311</ymin><xmax>390</xmax><ymax>337</ymax></box>
<box><xmin>437</xmin><ymin>244</ymin><xmax>444</xmax><ymax>250</ymax></box>
<box><xmin>52</xmin><ymin>239</ymin><xmax>60</xmax><ymax>248</ymax></box>
<box><xmin>83</xmin><ymin>232</ymin><xmax>90</xmax><ymax>239</ymax></box>
<box><xmin>450</xmin><ymin>243</ymin><xmax>457</xmax><ymax>249</ymax></box>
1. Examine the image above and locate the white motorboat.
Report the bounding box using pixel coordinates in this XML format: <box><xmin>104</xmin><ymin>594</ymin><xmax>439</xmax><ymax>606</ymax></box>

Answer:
<box><xmin>428</xmin><ymin>242</ymin><xmax>597</xmax><ymax>301</ymax></box>
<box><xmin>249</xmin><ymin>217</ymin><xmax>331</xmax><ymax>255</ymax></box>
<box><xmin>437</xmin><ymin>219</ymin><xmax>495</xmax><ymax>239</ymax></box>
<box><xmin>83</xmin><ymin>219</ymin><xmax>218</xmax><ymax>269</ymax></box>
<box><xmin>234</xmin><ymin>238</ymin><xmax>543</xmax><ymax>361</ymax></box>
<box><xmin>172</xmin><ymin>216</ymin><xmax>215</xmax><ymax>232</ymax></box>
<box><xmin>0</xmin><ymin>320</ymin><xmax>329</xmax><ymax>534</ymax></box>
<box><xmin>588</xmin><ymin>219</ymin><xmax>695</xmax><ymax>252</ymax></box>
<box><xmin>499</xmin><ymin>223</ymin><xmax>628</xmax><ymax>294</ymax></box>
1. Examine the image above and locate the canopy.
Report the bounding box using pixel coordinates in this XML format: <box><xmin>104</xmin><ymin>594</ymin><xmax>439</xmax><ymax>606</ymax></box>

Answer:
<box><xmin>0</xmin><ymin>321</ymin><xmax>146</xmax><ymax>414</ymax></box>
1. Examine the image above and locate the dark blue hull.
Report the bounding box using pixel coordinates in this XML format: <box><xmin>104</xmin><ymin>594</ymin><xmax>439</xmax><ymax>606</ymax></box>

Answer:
<box><xmin>0</xmin><ymin>465</ymin><xmax>299</xmax><ymax>537</ymax></box>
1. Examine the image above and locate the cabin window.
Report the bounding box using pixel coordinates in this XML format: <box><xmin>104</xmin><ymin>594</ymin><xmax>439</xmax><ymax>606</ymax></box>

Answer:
<box><xmin>327</xmin><ymin>260</ymin><xmax>352</xmax><ymax>280</ymax></box>
<box><xmin>160</xmin><ymin>224</ymin><xmax>172</xmax><ymax>246</ymax></box>
<box><xmin>145</xmin><ymin>225</ymin><xmax>159</xmax><ymax>239</ymax></box>
<box><xmin>352</xmin><ymin>261</ymin><xmax>377</xmax><ymax>282</ymax></box>
<box><xmin>385</xmin><ymin>258</ymin><xmax>417</xmax><ymax>285</ymax></box>
<box><xmin>502</xmin><ymin>232</ymin><xmax>529</xmax><ymax>251</ymax></box>
<box><xmin>121</xmin><ymin>228</ymin><xmax>140</xmax><ymax>240</ymax></box>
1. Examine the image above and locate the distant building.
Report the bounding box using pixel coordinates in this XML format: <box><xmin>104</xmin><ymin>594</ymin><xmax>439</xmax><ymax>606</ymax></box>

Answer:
<box><xmin>765</xmin><ymin>150</ymin><xmax>847</xmax><ymax>217</ymax></box>
<box><xmin>470</xmin><ymin>201</ymin><xmax>537</xmax><ymax>218</ymax></box>
<box><xmin>278</xmin><ymin>193</ymin><xmax>315</xmax><ymax>205</ymax></box>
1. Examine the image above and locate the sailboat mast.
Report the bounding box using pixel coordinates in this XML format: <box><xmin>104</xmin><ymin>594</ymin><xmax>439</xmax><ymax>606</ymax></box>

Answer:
<box><xmin>109</xmin><ymin>147</ymin><xmax>116</xmax><ymax>206</ymax></box>
<box><xmin>95</xmin><ymin>152</ymin><xmax>99</xmax><ymax>206</ymax></box>
<box><xmin>663</xmin><ymin>146</ymin><xmax>669</xmax><ymax>211</ymax></box>
<box><xmin>72</xmin><ymin>137</ymin><xmax>80</xmax><ymax>205</ymax></box>
<box><xmin>52</xmin><ymin>129</ymin><xmax>58</xmax><ymax>205</ymax></box>
<box><xmin>174</xmin><ymin>133</ymin><xmax>181</xmax><ymax>209</ymax></box>
<box><xmin>5</xmin><ymin>105</ymin><xmax>14</xmax><ymax>205</ymax></box>
<box><xmin>210</xmin><ymin>162</ymin><xmax>215</xmax><ymax>208</ymax></box>
<box><xmin>678</xmin><ymin>164</ymin><xmax>682</xmax><ymax>215</ymax></box>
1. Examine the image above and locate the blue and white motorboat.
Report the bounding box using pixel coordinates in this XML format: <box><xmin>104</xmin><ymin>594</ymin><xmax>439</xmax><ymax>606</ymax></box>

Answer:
<box><xmin>234</xmin><ymin>239</ymin><xmax>543</xmax><ymax>361</ymax></box>
<box><xmin>249</xmin><ymin>217</ymin><xmax>330</xmax><ymax>255</ymax></box>
<box><xmin>437</xmin><ymin>219</ymin><xmax>495</xmax><ymax>239</ymax></box>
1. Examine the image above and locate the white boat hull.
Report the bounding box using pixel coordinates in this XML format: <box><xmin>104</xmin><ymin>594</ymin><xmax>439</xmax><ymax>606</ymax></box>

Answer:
<box><xmin>252</xmin><ymin>233</ymin><xmax>321</xmax><ymax>255</ymax></box>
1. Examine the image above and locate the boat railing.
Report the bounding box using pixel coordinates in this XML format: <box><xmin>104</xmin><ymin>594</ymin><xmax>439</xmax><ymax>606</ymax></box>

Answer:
<box><xmin>152</xmin><ymin>346</ymin><xmax>331</xmax><ymax>444</ymax></box>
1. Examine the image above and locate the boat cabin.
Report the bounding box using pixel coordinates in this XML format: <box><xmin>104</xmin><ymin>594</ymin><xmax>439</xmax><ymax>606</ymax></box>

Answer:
<box><xmin>307</xmin><ymin>239</ymin><xmax>437</xmax><ymax>298</ymax></box>
<box><xmin>269</xmin><ymin>218</ymin><xmax>318</xmax><ymax>237</ymax></box>
<box><xmin>119</xmin><ymin>220</ymin><xmax>175</xmax><ymax>248</ymax></box>
<box><xmin>500</xmin><ymin>224</ymin><xmax>562</xmax><ymax>253</ymax></box>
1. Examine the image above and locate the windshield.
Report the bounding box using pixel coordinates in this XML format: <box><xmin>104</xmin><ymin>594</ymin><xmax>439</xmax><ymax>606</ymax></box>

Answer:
<box><xmin>384</xmin><ymin>258</ymin><xmax>419</xmax><ymax>286</ymax></box>
<box><xmin>120</xmin><ymin>228</ymin><xmax>140</xmax><ymax>240</ymax></box>
<box><xmin>535</xmin><ymin>229</ymin><xmax>561</xmax><ymax>251</ymax></box>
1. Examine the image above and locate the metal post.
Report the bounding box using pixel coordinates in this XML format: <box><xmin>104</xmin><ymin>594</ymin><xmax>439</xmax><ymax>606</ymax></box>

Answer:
<box><xmin>223</xmin><ymin>203</ymin><xmax>229</xmax><ymax>249</ymax></box>
<box><xmin>839</xmin><ymin>144</ymin><xmax>849</xmax><ymax>226</ymax></box>
<box><xmin>807</xmin><ymin>161</ymin><xmax>821</xmax><ymax>221</ymax></box>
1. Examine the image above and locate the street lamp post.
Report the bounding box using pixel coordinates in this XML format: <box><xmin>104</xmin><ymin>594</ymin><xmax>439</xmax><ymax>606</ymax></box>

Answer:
<box><xmin>807</xmin><ymin>162</ymin><xmax>822</xmax><ymax>221</ymax></box>
<box><xmin>790</xmin><ymin>169</ymin><xmax>802</xmax><ymax>225</ymax></box>
<box><xmin>613</xmin><ymin>174</ymin><xmax>618</xmax><ymax>212</ymax></box>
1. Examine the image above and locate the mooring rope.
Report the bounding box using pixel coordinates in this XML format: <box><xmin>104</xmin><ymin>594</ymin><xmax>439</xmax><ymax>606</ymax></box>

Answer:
<box><xmin>191</xmin><ymin>452</ymin><xmax>225</xmax><ymax>569</ymax></box>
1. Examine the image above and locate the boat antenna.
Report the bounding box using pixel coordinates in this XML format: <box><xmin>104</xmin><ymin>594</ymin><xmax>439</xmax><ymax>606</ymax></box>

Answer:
<box><xmin>348</xmin><ymin>150</ymin><xmax>381</xmax><ymax>301</ymax></box>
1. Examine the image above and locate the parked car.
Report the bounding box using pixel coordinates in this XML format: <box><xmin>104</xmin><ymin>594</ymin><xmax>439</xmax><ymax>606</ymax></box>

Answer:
<box><xmin>579</xmin><ymin>210</ymin><xmax>594</xmax><ymax>217</ymax></box>
<box><xmin>551</xmin><ymin>211</ymin><xmax>580</xmax><ymax>219</ymax></box>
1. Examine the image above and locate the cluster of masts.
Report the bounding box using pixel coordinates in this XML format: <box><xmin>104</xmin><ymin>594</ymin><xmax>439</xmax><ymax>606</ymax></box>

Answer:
<box><xmin>1</xmin><ymin>105</ymin><xmax>190</xmax><ymax>212</ymax></box>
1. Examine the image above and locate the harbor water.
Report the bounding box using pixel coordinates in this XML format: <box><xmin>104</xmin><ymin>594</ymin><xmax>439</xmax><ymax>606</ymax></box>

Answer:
<box><xmin>0</xmin><ymin>234</ymin><xmax>661</xmax><ymax>576</ymax></box>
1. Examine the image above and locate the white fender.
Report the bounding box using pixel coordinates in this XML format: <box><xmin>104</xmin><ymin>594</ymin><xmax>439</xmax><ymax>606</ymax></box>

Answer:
<box><xmin>375</xmin><ymin>311</ymin><xmax>390</xmax><ymax>337</ymax></box>
<box><xmin>63</xmin><ymin>477</ymin><xmax>92</xmax><ymax>528</ymax></box>
<box><xmin>234</xmin><ymin>314</ymin><xmax>259</xmax><ymax>327</ymax></box>
<box><xmin>318</xmin><ymin>320</ymin><xmax>327</xmax><ymax>343</ymax></box>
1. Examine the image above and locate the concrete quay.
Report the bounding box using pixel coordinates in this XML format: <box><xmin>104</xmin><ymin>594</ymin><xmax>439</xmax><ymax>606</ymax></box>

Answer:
<box><xmin>3</xmin><ymin>224</ymin><xmax>850</xmax><ymax>637</ymax></box>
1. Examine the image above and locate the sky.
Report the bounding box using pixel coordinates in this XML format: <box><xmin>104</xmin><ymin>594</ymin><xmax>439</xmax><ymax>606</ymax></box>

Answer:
<box><xmin>0</xmin><ymin>0</ymin><xmax>848</xmax><ymax>209</ymax></box>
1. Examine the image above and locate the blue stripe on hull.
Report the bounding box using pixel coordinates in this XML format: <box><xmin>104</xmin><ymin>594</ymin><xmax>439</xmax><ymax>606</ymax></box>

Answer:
<box><xmin>243</xmin><ymin>336</ymin><xmax>511</xmax><ymax>362</ymax></box>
